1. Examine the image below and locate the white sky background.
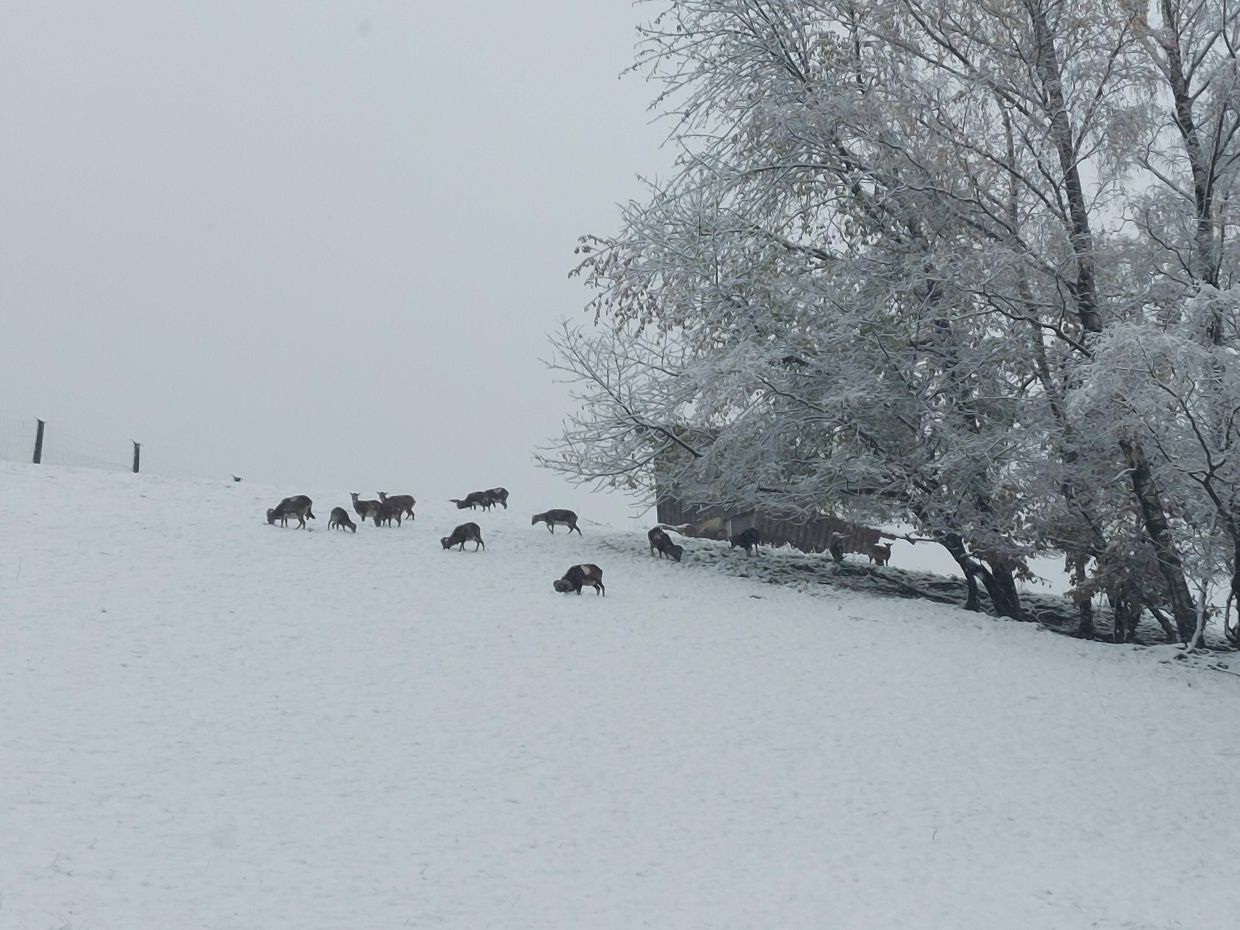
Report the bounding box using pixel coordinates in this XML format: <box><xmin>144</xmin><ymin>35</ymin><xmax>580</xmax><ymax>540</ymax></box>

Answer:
<box><xmin>0</xmin><ymin>1</ymin><xmax>667</xmax><ymax>524</ymax></box>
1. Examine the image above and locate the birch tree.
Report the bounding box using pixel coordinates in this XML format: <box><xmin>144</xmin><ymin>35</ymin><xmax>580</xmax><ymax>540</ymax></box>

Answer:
<box><xmin>546</xmin><ymin>0</ymin><xmax>1240</xmax><ymax>638</ymax></box>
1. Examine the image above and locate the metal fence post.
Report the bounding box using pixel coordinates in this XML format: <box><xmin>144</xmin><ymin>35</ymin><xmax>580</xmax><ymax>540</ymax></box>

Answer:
<box><xmin>33</xmin><ymin>419</ymin><xmax>45</xmax><ymax>464</ymax></box>
<box><xmin>132</xmin><ymin>441</ymin><xmax>141</xmax><ymax>473</ymax></box>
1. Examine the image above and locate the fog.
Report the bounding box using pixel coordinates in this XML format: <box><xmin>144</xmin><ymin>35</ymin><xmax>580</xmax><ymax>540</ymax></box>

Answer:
<box><xmin>0</xmin><ymin>1</ymin><xmax>667</xmax><ymax>524</ymax></box>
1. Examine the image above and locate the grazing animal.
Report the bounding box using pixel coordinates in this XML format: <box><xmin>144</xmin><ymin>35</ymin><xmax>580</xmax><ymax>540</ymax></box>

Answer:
<box><xmin>328</xmin><ymin>507</ymin><xmax>357</xmax><ymax>533</ymax></box>
<box><xmin>374</xmin><ymin>499</ymin><xmax>403</xmax><ymax>527</ymax></box>
<box><xmin>532</xmin><ymin>509</ymin><xmax>581</xmax><ymax>534</ymax></box>
<box><xmin>648</xmin><ymin>527</ymin><xmax>683</xmax><ymax>561</ymax></box>
<box><xmin>868</xmin><ymin>542</ymin><xmax>892</xmax><ymax>566</ymax></box>
<box><xmin>648</xmin><ymin>526</ymin><xmax>670</xmax><ymax>555</ymax></box>
<box><xmin>825</xmin><ymin>532</ymin><xmax>848</xmax><ymax>563</ymax></box>
<box><xmin>441</xmin><ymin>522</ymin><xmax>485</xmax><ymax>551</ymax></box>
<box><xmin>450</xmin><ymin>490</ymin><xmax>496</xmax><ymax>511</ymax></box>
<box><xmin>231</xmin><ymin>474</ymin><xmax>243</xmax><ymax>482</ymax></box>
<box><xmin>267</xmin><ymin>495</ymin><xmax>315</xmax><ymax>529</ymax></box>
<box><xmin>554</xmin><ymin>563</ymin><xmax>605</xmax><ymax>596</ymax></box>
<box><xmin>730</xmin><ymin>527</ymin><xmax>762</xmax><ymax>555</ymax></box>
<box><xmin>350</xmin><ymin>492</ymin><xmax>381</xmax><ymax>524</ymax></box>
<box><xmin>378</xmin><ymin>492</ymin><xmax>416</xmax><ymax>520</ymax></box>
<box><xmin>484</xmin><ymin>487</ymin><xmax>509</xmax><ymax>509</ymax></box>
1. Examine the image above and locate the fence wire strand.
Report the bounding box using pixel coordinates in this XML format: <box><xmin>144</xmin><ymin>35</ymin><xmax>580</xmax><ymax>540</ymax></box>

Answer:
<box><xmin>0</xmin><ymin>410</ymin><xmax>131</xmax><ymax>473</ymax></box>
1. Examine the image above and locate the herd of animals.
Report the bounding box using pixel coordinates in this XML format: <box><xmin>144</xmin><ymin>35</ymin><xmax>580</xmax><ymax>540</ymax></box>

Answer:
<box><xmin>263</xmin><ymin>487</ymin><xmax>610</xmax><ymax>595</ymax></box>
<box><xmin>264</xmin><ymin>488</ymin><xmax>895</xmax><ymax>596</ymax></box>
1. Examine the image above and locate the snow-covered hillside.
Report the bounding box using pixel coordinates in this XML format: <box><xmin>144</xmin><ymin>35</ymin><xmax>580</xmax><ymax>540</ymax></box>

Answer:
<box><xmin>2</xmin><ymin>463</ymin><xmax>1238</xmax><ymax>929</ymax></box>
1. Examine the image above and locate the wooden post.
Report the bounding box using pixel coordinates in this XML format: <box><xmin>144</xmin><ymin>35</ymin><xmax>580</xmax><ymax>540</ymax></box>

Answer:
<box><xmin>32</xmin><ymin>419</ymin><xmax>45</xmax><ymax>464</ymax></box>
<box><xmin>132</xmin><ymin>441</ymin><xmax>141</xmax><ymax>474</ymax></box>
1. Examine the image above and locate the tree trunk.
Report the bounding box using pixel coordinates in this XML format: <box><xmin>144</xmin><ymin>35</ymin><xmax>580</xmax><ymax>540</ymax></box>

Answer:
<box><xmin>1027</xmin><ymin>0</ymin><xmax>1104</xmax><ymax>335</ymax></box>
<box><xmin>1146</xmin><ymin>605</ymin><xmax>1179</xmax><ymax>645</ymax></box>
<box><xmin>961</xmin><ymin>569</ymin><xmax>981</xmax><ymax>613</ymax></box>
<box><xmin>1110</xmin><ymin>588</ymin><xmax>1142</xmax><ymax>644</ymax></box>
<box><xmin>977</xmin><ymin>562</ymin><xmax>1026</xmax><ymax>622</ymax></box>
<box><xmin>1077</xmin><ymin>599</ymin><xmax>1096</xmax><ymax>639</ymax></box>
<box><xmin>937</xmin><ymin>535</ymin><xmax>981</xmax><ymax>611</ymax></box>
<box><xmin>934</xmin><ymin>532</ymin><xmax>1026</xmax><ymax>621</ymax></box>
<box><xmin>1120</xmin><ymin>437</ymin><xmax>1198</xmax><ymax>642</ymax></box>
<box><xmin>1157</xmin><ymin>0</ymin><xmax>1222</xmax><ymax>299</ymax></box>
<box><xmin>1232</xmin><ymin>539</ymin><xmax>1240</xmax><ymax>617</ymax></box>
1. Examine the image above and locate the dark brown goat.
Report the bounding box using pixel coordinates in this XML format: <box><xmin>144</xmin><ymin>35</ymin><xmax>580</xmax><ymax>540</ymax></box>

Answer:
<box><xmin>730</xmin><ymin>527</ymin><xmax>761</xmax><ymax>554</ymax></box>
<box><xmin>378</xmin><ymin>492</ymin><xmax>416</xmax><ymax>520</ymax></box>
<box><xmin>328</xmin><ymin>507</ymin><xmax>357</xmax><ymax>533</ymax></box>
<box><xmin>267</xmin><ymin>495</ymin><xmax>315</xmax><ymax>529</ymax></box>
<box><xmin>374</xmin><ymin>499</ymin><xmax>403</xmax><ymax>527</ymax></box>
<box><xmin>441</xmin><ymin>522</ymin><xmax>485</xmax><ymax>551</ymax></box>
<box><xmin>532</xmin><ymin>509</ymin><xmax>581</xmax><ymax>534</ymax></box>
<box><xmin>350</xmin><ymin>492</ymin><xmax>381</xmax><ymax>524</ymax></box>
<box><xmin>451</xmin><ymin>490</ymin><xmax>497</xmax><ymax>511</ymax></box>
<box><xmin>648</xmin><ymin>526</ymin><xmax>670</xmax><ymax>555</ymax></box>
<box><xmin>553</xmin><ymin>563</ymin><xmax>605</xmax><ymax>596</ymax></box>
<box><xmin>868</xmin><ymin>543</ymin><xmax>892</xmax><ymax>566</ymax></box>
<box><xmin>648</xmin><ymin>527</ymin><xmax>683</xmax><ymax>561</ymax></box>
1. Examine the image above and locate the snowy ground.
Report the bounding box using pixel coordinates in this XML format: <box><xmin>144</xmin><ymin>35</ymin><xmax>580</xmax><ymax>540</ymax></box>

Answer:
<box><xmin>2</xmin><ymin>462</ymin><xmax>1238</xmax><ymax>929</ymax></box>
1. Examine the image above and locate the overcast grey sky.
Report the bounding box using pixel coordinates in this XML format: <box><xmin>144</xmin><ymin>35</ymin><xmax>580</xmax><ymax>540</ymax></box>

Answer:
<box><xmin>0</xmin><ymin>1</ymin><xmax>666</xmax><ymax>523</ymax></box>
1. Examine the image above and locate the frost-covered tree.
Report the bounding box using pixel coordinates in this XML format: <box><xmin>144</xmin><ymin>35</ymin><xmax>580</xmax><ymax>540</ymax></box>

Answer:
<box><xmin>1131</xmin><ymin>0</ymin><xmax>1240</xmax><ymax>300</ymax></box>
<box><xmin>545</xmin><ymin>0</ymin><xmax>1240</xmax><ymax>640</ymax></box>
<box><xmin>1069</xmin><ymin>293</ymin><xmax>1240</xmax><ymax>642</ymax></box>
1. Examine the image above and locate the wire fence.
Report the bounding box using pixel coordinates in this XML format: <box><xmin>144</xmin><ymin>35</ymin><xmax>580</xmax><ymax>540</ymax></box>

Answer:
<box><xmin>0</xmin><ymin>409</ymin><xmax>140</xmax><ymax>473</ymax></box>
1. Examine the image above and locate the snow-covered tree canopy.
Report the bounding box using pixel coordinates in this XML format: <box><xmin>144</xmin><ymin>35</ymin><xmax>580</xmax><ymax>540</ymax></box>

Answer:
<box><xmin>542</xmin><ymin>0</ymin><xmax>1240</xmax><ymax>640</ymax></box>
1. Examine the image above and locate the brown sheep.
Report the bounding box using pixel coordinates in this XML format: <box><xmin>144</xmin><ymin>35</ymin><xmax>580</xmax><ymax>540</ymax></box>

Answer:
<box><xmin>374</xmin><ymin>499</ymin><xmax>403</xmax><ymax>527</ymax></box>
<box><xmin>553</xmin><ymin>563</ymin><xmax>605</xmax><ymax>596</ymax></box>
<box><xmin>450</xmin><ymin>490</ymin><xmax>497</xmax><ymax>511</ymax></box>
<box><xmin>350</xmin><ymin>492</ymin><xmax>381</xmax><ymax>524</ymax></box>
<box><xmin>328</xmin><ymin>507</ymin><xmax>357</xmax><ymax>533</ymax></box>
<box><xmin>267</xmin><ymin>495</ymin><xmax>315</xmax><ymax>529</ymax></box>
<box><xmin>730</xmin><ymin>527</ymin><xmax>761</xmax><ymax>554</ymax></box>
<box><xmin>378</xmin><ymin>492</ymin><xmax>416</xmax><ymax>520</ymax></box>
<box><xmin>648</xmin><ymin>527</ymin><xmax>683</xmax><ymax>561</ymax></box>
<box><xmin>441</xmin><ymin>522</ymin><xmax>485</xmax><ymax>551</ymax></box>
<box><xmin>868</xmin><ymin>543</ymin><xmax>892</xmax><ymax>566</ymax></box>
<box><xmin>532</xmin><ymin>509</ymin><xmax>581</xmax><ymax>534</ymax></box>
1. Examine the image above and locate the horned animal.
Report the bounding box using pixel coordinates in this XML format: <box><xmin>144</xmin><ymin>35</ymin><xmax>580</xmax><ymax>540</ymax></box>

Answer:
<box><xmin>828</xmin><ymin>535</ymin><xmax>845</xmax><ymax>564</ymax></box>
<box><xmin>374</xmin><ymin>499</ymin><xmax>403</xmax><ymax>527</ymax></box>
<box><xmin>350</xmin><ymin>492</ymin><xmax>381</xmax><ymax>524</ymax></box>
<box><xmin>532</xmin><ymin>509</ymin><xmax>581</xmax><ymax>534</ymax></box>
<box><xmin>868</xmin><ymin>543</ymin><xmax>892</xmax><ymax>566</ymax></box>
<box><xmin>451</xmin><ymin>490</ymin><xmax>496</xmax><ymax>511</ymax></box>
<box><xmin>484</xmin><ymin>487</ymin><xmax>509</xmax><ymax>509</ymax></box>
<box><xmin>378</xmin><ymin>492</ymin><xmax>415</xmax><ymax>520</ymax></box>
<box><xmin>648</xmin><ymin>527</ymin><xmax>683</xmax><ymax>561</ymax></box>
<box><xmin>329</xmin><ymin>507</ymin><xmax>357</xmax><ymax>533</ymax></box>
<box><xmin>648</xmin><ymin>526</ymin><xmax>671</xmax><ymax>556</ymax></box>
<box><xmin>441</xmin><ymin>522</ymin><xmax>485</xmax><ymax>551</ymax></box>
<box><xmin>553</xmin><ymin>563</ymin><xmax>605</xmax><ymax>596</ymax></box>
<box><xmin>266</xmin><ymin>495</ymin><xmax>316</xmax><ymax>529</ymax></box>
<box><xmin>730</xmin><ymin>527</ymin><xmax>762</xmax><ymax>555</ymax></box>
